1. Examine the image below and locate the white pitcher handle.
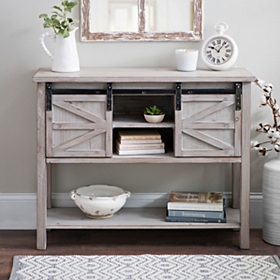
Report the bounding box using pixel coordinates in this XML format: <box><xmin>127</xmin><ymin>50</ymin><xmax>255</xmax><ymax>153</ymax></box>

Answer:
<box><xmin>40</xmin><ymin>32</ymin><xmax>55</xmax><ymax>60</ymax></box>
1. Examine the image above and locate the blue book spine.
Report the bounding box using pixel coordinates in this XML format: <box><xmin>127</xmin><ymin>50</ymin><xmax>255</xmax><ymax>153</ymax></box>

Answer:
<box><xmin>167</xmin><ymin>209</ymin><xmax>224</xmax><ymax>219</ymax></box>
<box><xmin>165</xmin><ymin>216</ymin><xmax>227</xmax><ymax>223</ymax></box>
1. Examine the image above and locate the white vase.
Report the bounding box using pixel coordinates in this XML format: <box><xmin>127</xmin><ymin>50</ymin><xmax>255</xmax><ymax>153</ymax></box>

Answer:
<box><xmin>40</xmin><ymin>28</ymin><xmax>80</xmax><ymax>72</ymax></box>
<box><xmin>262</xmin><ymin>152</ymin><xmax>280</xmax><ymax>245</ymax></box>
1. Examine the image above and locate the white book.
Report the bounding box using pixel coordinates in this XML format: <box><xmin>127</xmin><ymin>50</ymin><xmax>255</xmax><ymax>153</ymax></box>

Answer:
<box><xmin>117</xmin><ymin>129</ymin><xmax>161</xmax><ymax>140</ymax></box>
<box><xmin>167</xmin><ymin>202</ymin><xmax>223</xmax><ymax>212</ymax></box>
<box><xmin>167</xmin><ymin>191</ymin><xmax>224</xmax><ymax>211</ymax></box>
<box><xmin>115</xmin><ymin>140</ymin><xmax>165</xmax><ymax>151</ymax></box>
<box><xmin>118</xmin><ymin>138</ymin><xmax>162</xmax><ymax>144</ymax></box>
<box><xmin>116</xmin><ymin>148</ymin><xmax>165</xmax><ymax>155</ymax></box>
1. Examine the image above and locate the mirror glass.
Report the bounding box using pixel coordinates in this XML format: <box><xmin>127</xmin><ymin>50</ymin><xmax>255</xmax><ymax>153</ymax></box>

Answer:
<box><xmin>145</xmin><ymin>0</ymin><xmax>192</xmax><ymax>33</ymax></box>
<box><xmin>81</xmin><ymin>0</ymin><xmax>203</xmax><ymax>41</ymax></box>
<box><xmin>90</xmin><ymin>0</ymin><xmax>138</xmax><ymax>32</ymax></box>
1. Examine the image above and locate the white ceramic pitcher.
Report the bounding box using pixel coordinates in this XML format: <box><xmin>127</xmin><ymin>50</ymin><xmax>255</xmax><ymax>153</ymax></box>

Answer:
<box><xmin>40</xmin><ymin>27</ymin><xmax>80</xmax><ymax>72</ymax></box>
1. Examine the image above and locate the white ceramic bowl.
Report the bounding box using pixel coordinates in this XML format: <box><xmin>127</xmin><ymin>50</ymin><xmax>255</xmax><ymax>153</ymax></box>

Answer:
<box><xmin>144</xmin><ymin>114</ymin><xmax>165</xmax><ymax>123</ymax></box>
<box><xmin>70</xmin><ymin>185</ymin><xmax>130</xmax><ymax>219</ymax></box>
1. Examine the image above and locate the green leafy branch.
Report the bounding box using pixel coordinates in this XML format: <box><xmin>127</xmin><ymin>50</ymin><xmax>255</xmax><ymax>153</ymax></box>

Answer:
<box><xmin>39</xmin><ymin>1</ymin><xmax>79</xmax><ymax>38</ymax></box>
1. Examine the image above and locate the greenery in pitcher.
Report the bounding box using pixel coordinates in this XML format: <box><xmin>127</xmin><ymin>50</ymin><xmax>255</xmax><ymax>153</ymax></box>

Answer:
<box><xmin>144</xmin><ymin>105</ymin><xmax>165</xmax><ymax>115</ymax></box>
<box><xmin>39</xmin><ymin>1</ymin><xmax>79</xmax><ymax>38</ymax></box>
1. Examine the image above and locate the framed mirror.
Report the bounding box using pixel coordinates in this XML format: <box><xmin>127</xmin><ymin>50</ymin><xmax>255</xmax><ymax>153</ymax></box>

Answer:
<box><xmin>81</xmin><ymin>0</ymin><xmax>203</xmax><ymax>41</ymax></box>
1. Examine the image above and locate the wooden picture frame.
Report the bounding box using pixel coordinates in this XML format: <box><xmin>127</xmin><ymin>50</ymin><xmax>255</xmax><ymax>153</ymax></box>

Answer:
<box><xmin>81</xmin><ymin>0</ymin><xmax>203</xmax><ymax>41</ymax></box>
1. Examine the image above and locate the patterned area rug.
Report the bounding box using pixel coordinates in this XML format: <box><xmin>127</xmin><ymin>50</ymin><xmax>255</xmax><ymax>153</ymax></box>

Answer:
<box><xmin>10</xmin><ymin>254</ymin><xmax>280</xmax><ymax>280</ymax></box>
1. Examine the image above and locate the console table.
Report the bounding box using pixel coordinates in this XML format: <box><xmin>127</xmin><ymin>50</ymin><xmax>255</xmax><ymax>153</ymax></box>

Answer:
<box><xmin>33</xmin><ymin>68</ymin><xmax>255</xmax><ymax>250</ymax></box>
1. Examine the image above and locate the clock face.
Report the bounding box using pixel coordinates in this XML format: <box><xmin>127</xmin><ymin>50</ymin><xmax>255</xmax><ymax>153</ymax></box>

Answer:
<box><xmin>204</xmin><ymin>37</ymin><xmax>233</xmax><ymax>65</ymax></box>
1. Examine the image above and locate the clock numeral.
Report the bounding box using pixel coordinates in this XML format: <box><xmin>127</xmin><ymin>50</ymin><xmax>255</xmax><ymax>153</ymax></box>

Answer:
<box><xmin>202</xmin><ymin>32</ymin><xmax>237</xmax><ymax>69</ymax></box>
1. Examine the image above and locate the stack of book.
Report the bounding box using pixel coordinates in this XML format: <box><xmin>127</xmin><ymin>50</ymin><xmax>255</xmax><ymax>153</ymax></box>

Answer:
<box><xmin>115</xmin><ymin>129</ymin><xmax>165</xmax><ymax>155</ymax></box>
<box><xmin>166</xmin><ymin>191</ymin><xmax>226</xmax><ymax>223</ymax></box>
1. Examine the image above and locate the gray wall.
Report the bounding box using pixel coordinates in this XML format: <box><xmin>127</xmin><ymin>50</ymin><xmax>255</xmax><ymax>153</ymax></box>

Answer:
<box><xmin>1</xmin><ymin>0</ymin><xmax>280</xmax><ymax>195</ymax></box>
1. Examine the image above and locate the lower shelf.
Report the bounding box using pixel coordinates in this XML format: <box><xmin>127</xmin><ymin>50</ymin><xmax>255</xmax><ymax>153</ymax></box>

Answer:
<box><xmin>47</xmin><ymin>207</ymin><xmax>240</xmax><ymax>230</ymax></box>
<box><xmin>47</xmin><ymin>156</ymin><xmax>242</xmax><ymax>163</ymax></box>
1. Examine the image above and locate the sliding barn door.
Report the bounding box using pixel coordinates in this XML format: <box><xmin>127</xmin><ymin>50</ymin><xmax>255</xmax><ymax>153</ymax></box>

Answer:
<box><xmin>175</xmin><ymin>94</ymin><xmax>241</xmax><ymax>157</ymax></box>
<box><xmin>46</xmin><ymin>95</ymin><xmax>112</xmax><ymax>157</ymax></box>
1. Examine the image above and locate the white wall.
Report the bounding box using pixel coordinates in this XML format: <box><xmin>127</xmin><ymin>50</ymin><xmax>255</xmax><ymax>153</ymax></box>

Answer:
<box><xmin>1</xmin><ymin>0</ymin><xmax>280</xmax><ymax>215</ymax></box>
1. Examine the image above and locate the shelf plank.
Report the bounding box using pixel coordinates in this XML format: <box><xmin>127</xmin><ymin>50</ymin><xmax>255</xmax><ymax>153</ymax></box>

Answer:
<box><xmin>33</xmin><ymin>68</ymin><xmax>255</xmax><ymax>84</ymax></box>
<box><xmin>113</xmin><ymin>115</ymin><xmax>174</xmax><ymax>128</ymax></box>
<box><xmin>46</xmin><ymin>156</ymin><xmax>242</xmax><ymax>164</ymax></box>
<box><xmin>113</xmin><ymin>121</ymin><xmax>174</xmax><ymax>129</ymax></box>
<box><xmin>47</xmin><ymin>207</ymin><xmax>240</xmax><ymax>230</ymax></box>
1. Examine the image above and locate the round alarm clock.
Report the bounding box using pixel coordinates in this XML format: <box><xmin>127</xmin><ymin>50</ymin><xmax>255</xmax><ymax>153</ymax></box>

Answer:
<box><xmin>201</xmin><ymin>22</ymin><xmax>238</xmax><ymax>71</ymax></box>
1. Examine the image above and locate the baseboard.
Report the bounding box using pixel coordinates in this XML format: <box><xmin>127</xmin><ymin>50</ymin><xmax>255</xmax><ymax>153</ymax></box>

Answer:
<box><xmin>0</xmin><ymin>192</ymin><xmax>263</xmax><ymax>229</ymax></box>
<box><xmin>0</xmin><ymin>194</ymin><xmax>37</xmax><ymax>230</ymax></box>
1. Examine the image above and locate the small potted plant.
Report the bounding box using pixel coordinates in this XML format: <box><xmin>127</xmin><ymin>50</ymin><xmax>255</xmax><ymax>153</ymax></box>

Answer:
<box><xmin>143</xmin><ymin>105</ymin><xmax>165</xmax><ymax>123</ymax></box>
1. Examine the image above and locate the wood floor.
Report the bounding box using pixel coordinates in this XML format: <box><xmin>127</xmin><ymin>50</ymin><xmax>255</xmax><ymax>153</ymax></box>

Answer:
<box><xmin>1</xmin><ymin>229</ymin><xmax>280</xmax><ymax>279</ymax></box>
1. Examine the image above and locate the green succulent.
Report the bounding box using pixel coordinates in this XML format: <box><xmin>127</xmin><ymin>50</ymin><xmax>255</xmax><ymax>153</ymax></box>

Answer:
<box><xmin>144</xmin><ymin>105</ymin><xmax>165</xmax><ymax>115</ymax></box>
<box><xmin>39</xmin><ymin>1</ymin><xmax>79</xmax><ymax>38</ymax></box>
